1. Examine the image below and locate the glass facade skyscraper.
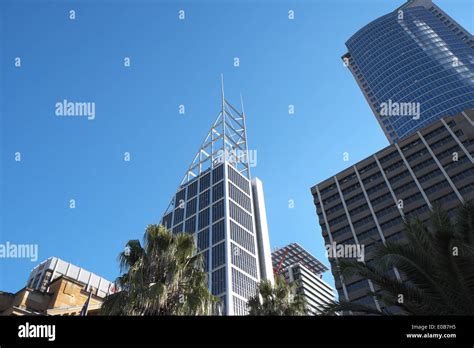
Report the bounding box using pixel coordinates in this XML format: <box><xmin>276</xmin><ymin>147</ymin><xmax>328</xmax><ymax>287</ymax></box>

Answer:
<box><xmin>161</xmin><ymin>85</ymin><xmax>273</xmax><ymax>315</ymax></box>
<box><xmin>343</xmin><ymin>0</ymin><xmax>474</xmax><ymax>143</ymax></box>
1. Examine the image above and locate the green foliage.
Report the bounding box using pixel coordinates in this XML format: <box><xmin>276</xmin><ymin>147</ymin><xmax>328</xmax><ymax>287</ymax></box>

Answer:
<box><xmin>247</xmin><ymin>275</ymin><xmax>308</xmax><ymax>315</ymax></box>
<box><xmin>321</xmin><ymin>201</ymin><xmax>474</xmax><ymax>315</ymax></box>
<box><xmin>101</xmin><ymin>225</ymin><xmax>219</xmax><ymax>315</ymax></box>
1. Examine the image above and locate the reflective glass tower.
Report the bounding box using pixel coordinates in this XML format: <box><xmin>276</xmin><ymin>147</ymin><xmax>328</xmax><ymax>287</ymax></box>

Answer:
<box><xmin>161</xmin><ymin>79</ymin><xmax>273</xmax><ymax>315</ymax></box>
<box><xmin>342</xmin><ymin>0</ymin><xmax>474</xmax><ymax>143</ymax></box>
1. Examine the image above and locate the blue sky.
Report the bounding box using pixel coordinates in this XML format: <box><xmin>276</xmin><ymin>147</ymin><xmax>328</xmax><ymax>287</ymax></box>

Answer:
<box><xmin>1</xmin><ymin>0</ymin><xmax>472</xmax><ymax>293</ymax></box>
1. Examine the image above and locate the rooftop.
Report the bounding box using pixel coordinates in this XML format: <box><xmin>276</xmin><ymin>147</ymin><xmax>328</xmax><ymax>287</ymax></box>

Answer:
<box><xmin>272</xmin><ymin>243</ymin><xmax>328</xmax><ymax>276</ymax></box>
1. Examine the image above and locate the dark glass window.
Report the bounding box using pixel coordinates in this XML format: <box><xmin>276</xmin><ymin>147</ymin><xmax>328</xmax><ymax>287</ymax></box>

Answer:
<box><xmin>172</xmin><ymin>223</ymin><xmax>183</xmax><ymax>234</ymax></box>
<box><xmin>212</xmin><ymin>164</ymin><xmax>224</xmax><ymax>184</ymax></box>
<box><xmin>173</xmin><ymin>207</ymin><xmax>184</xmax><ymax>225</ymax></box>
<box><xmin>184</xmin><ymin>216</ymin><xmax>196</xmax><ymax>234</ymax></box>
<box><xmin>212</xmin><ymin>268</ymin><xmax>226</xmax><ymax>295</ymax></box>
<box><xmin>212</xmin><ymin>242</ymin><xmax>225</xmax><ymax>268</ymax></box>
<box><xmin>199</xmin><ymin>173</ymin><xmax>211</xmax><ymax>192</ymax></box>
<box><xmin>199</xmin><ymin>189</ymin><xmax>211</xmax><ymax>210</ymax></box>
<box><xmin>212</xmin><ymin>220</ymin><xmax>225</xmax><ymax>244</ymax></box>
<box><xmin>197</xmin><ymin>228</ymin><xmax>210</xmax><ymax>251</ymax></box>
<box><xmin>162</xmin><ymin>213</ymin><xmax>172</xmax><ymax>229</ymax></box>
<box><xmin>228</xmin><ymin>166</ymin><xmax>250</xmax><ymax>194</ymax></box>
<box><xmin>198</xmin><ymin>208</ymin><xmax>210</xmax><ymax>230</ymax></box>
<box><xmin>176</xmin><ymin>188</ymin><xmax>186</xmax><ymax>206</ymax></box>
<box><xmin>187</xmin><ymin>181</ymin><xmax>198</xmax><ymax>199</ymax></box>
<box><xmin>212</xmin><ymin>181</ymin><xmax>224</xmax><ymax>202</ymax></box>
<box><xmin>186</xmin><ymin>197</ymin><xmax>197</xmax><ymax>218</ymax></box>
<box><xmin>212</xmin><ymin>200</ymin><xmax>225</xmax><ymax>221</ymax></box>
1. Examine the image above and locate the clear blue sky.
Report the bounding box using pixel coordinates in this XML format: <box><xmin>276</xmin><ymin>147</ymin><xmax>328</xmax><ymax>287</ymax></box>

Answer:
<box><xmin>1</xmin><ymin>0</ymin><xmax>472</xmax><ymax>293</ymax></box>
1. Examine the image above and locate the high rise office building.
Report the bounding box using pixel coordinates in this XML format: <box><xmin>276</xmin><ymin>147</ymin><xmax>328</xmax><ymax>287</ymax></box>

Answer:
<box><xmin>311</xmin><ymin>110</ymin><xmax>474</xmax><ymax>310</ymax></box>
<box><xmin>272</xmin><ymin>243</ymin><xmax>335</xmax><ymax>315</ymax></box>
<box><xmin>161</xmin><ymin>82</ymin><xmax>273</xmax><ymax>315</ymax></box>
<box><xmin>342</xmin><ymin>0</ymin><xmax>474</xmax><ymax>143</ymax></box>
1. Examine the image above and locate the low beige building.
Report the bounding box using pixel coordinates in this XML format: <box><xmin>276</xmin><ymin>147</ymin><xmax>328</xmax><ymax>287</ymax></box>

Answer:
<box><xmin>0</xmin><ymin>275</ymin><xmax>107</xmax><ymax>316</ymax></box>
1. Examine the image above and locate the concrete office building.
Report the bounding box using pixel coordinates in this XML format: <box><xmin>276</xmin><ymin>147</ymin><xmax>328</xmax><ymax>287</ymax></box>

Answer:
<box><xmin>342</xmin><ymin>0</ymin><xmax>474</xmax><ymax>143</ymax></box>
<box><xmin>311</xmin><ymin>110</ymin><xmax>474</xmax><ymax>310</ymax></box>
<box><xmin>272</xmin><ymin>243</ymin><xmax>335</xmax><ymax>315</ymax></box>
<box><xmin>161</xmin><ymin>82</ymin><xmax>273</xmax><ymax>315</ymax></box>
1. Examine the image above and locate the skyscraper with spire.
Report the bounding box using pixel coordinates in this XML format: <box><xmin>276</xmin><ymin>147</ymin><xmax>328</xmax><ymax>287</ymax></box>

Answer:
<box><xmin>161</xmin><ymin>77</ymin><xmax>274</xmax><ymax>315</ymax></box>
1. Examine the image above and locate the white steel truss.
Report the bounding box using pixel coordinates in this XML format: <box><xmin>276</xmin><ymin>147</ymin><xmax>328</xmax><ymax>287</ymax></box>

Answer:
<box><xmin>164</xmin><ymin>76</ymin><xmax>251</xmax><ymax>215</ymax></box>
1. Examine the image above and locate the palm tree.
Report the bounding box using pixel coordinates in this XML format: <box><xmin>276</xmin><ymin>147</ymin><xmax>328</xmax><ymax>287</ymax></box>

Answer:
<box><xmin>247</xmin><ymin>275</ymin><xmax>308</xmax><ymax>315</ymax></box>
<box><xmin>101</xmin><ymin>224</ymin><xmax>219</xmax><ymax>315</ymax></box>
<box><xmin>321</xmin><ymin>201</ymin><xmax>474</xmax><ymax>315</ymax></box>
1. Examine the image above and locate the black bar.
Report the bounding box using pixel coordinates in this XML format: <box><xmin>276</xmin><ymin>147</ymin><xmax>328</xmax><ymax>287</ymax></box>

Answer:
<box><xmin>0</xmin><ymin>316</ymin><xmax>473</xmax><ymax>346</ymax></box>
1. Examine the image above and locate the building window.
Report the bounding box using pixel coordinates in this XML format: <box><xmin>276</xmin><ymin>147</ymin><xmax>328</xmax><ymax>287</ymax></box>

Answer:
<box><xmin>230</xmin><ymin>221</ymin><xmax>255</xmax><ymax>254</ymax></box>
<box><xmin>212</xmin><ymin>200</ymin><xmax>225</xmax><ymax>221</ymax></box>
<box><xmin>212</xmin><ymin>242</ymin><xmax>226</xmax><ymax>269</ymax></box>
<box><xmin>176</xmin><ymin>188</ymin><xmax>186</xmax><ymax>205</ymax></box>
<box><xmin>173</xmin><ymin>223</ymin><xmax>183</xmax><ymax>234</ymax></box>
<box><xmin>212</xmin><ymin>164</ymin><xmax>224</xmax><ymax>184</ymax></box>
<box><xmin>212</xmin><ymin>268</ymin><xmax>226</xmax><ymax>295</ymax></box>
<box><xmin>185</xmin><ymin>216</ymin><xmax>196</xmax><ymax>234</ymax></box>
<box><xmin>233</xmin><ymin>296</ymin><xmax>249</xmax><ymax>316</ymax></box>
<box><xmin>197</xmin><ymin>228</ymin><xmax>210</xmax><ymax>251</ymax></box>
<box><xmin>229</xmin><ymin>201</ymin><xmax>253</xmax><ymax>232</ymax></box>
<box><xmin>199</xmin><ymin>189</ymin><xmax>211</xmax><ymax>210</ymax></box>
<box><xmin>198</xmin><ymin>208</ymin><xmax>210</xmax><ymax>230</ymax></box>
<box><xmin>199</xmin><ymin>173</ymin><xmax>211</xmax><ymax>192</ymax></box>
<box><xmin>187</xmin><ymin>181</ymin><xmax>198</xmax><ymax>199</ymax></box>
<box><xmin>173</xmin><ymin>207</ymin><xmax>184</xmax><ymax>225</ymax></box>
<box><xmin>212</xmin><ymin>220</ymin><xmax>225</xmax><ymax>245</ymax></box>
<box><xmin>184</xmin><ymin>197</ymin><xmax>196</xmax><ymax>217</ymax></box>
<box><xmin>229</xmin><ymin>182</ymin><xmax>252</xmax><ymax>212</ymax></box>
<box><xmin>162</xmin><ymin>213</ymin><xmax>172</xmax><ymax>229</ymax></box>
<box><xmin>231</xmin><ymin>243</ymin><xmax>257</xmax><ymax>277</ymax></box>
<box><xmin>228</xmin><ymin>165</ymin><xmax>250</xmax><ymax>194</ymax></box>
<box><xmin>232</xmin><ymin>268</ymin><xmax>257</xmax><ymax>299</ymax></box>
<box><xmin>212</xmin><ymin>181</ymin><xmax>224</xmax><ymax>202</ymax></box>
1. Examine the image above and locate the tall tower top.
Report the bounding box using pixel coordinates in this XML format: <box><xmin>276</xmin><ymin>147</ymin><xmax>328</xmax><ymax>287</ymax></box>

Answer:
<box><xmin>165</xmin><ymin>77</ymin><xmax>251</xmax><ymax>214</ymax></box>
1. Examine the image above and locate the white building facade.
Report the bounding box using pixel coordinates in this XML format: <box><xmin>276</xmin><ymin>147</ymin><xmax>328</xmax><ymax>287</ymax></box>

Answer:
<box><xmin>161</xmin><ymin>83</ymin><xmax>273</xmax><ymax>315</ymax></box>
